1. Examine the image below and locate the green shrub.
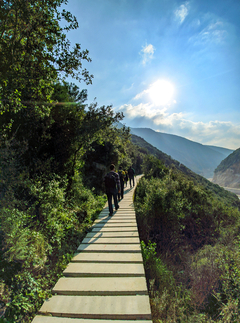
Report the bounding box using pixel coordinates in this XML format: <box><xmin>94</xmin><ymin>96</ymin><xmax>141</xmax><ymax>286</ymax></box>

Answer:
<box><xmin>189</xmin><ymin>240</ymin><xmax>240</xmax><ymax>319</ymax></box>
<box><xmin>135</xmin><ymin>160</ymin><xmax>240</xmax><ymax>322</ymax></box>
<box><xmin>141</xmin><ymin>241</ymin><xmax>174</xmax><ymax>291</ymax></box>
<box><xmin>3</xmin><ymin>271</ymin><xmax>51</xmax><ymax>322</ymax></box>
<box><xmin>0</xmin><ymin>208</ymin><xmax>49</xmax><ymax>269</ymax></box>
<box><xmin>190</xmin><ymin>245</ymin><xmax>222</xmax><ymax>313</ymax></box>
<box><xmin>0</xmin><ymin>172</ymin><xmax>106</xmax><ymax>322</ymax></box>
<box><xmin>141</xmin><ymin>241</ymin><xmax>195</xmax><ymax>323</ymax></box>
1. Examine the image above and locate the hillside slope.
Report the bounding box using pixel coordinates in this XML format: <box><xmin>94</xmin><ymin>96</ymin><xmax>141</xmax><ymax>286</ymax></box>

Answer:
<box><xmin>131</xmin><ymin>127</ymin><xmax>233</xmax><ymax>178</ymax></box>
<box><xmin>131</xmin><ymin>134</ymin><xmax>240</xmax><ymax>207</ymax></box>
<box><xmin>212</xmin><ymin>148</ymin><xmax>240</xmax><ymax>188</ymax></box>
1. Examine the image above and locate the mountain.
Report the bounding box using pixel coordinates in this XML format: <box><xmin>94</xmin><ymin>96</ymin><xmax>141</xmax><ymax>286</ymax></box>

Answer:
<box><xmin>205</xmin><ymin>145</ymin><xmax>233</xmax><ymax>156</ymax></box>
<box><xmin>212</xmin><ymin>148</ymin><xmax>240</xmax><ymax>188</ymax></box>
<box><xmin>130</xmin><ymin>127</ymin><xmax>233</xmax><ymax>178</ymax></box>
<box><xmin>131</xmin><ymin>134</ymin><xmax>240</xmax><ymax>206</ymax></box>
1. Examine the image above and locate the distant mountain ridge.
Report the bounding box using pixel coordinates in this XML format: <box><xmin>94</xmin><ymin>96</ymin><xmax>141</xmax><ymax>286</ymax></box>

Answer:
<box><xmin>212</xmin><ymin>148</ymin><xmax>240</xmax><ymax>188</ymax></box>
<box><xmin>130</xmin><ymin>127</ymin><xmax>233</xmax><ymax>178</ymax></box>
<box><xmin>131</xmin><ymin>132</ymin><xmax>239</xmax><ymax>206</ymax></box>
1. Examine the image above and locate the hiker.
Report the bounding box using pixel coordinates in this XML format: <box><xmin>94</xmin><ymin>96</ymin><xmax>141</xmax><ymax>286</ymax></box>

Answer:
<box><xmin>103</xmin><ymin>164</ymin><xmax>120</xmax><ymax>216</ymax></box>
<box><xmin>124</xmin><ymin>170</ymin><xmax>128</xmax><ymax>187</ymax></box>
<box><xmin>128</xmin><ymin>166</ymin><xmax>135</xmax><ymax>187</ymax></box>
<box><xmin>118</xmin><ymin>166</ymin><xmax>125</xmax><ymax>200</ymax></box>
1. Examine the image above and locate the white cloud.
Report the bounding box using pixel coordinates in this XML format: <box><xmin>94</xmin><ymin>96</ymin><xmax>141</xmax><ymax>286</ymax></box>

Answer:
<box><xmin>175</xmin><ymin>2</ymin><xmax>189</xmax><ymax>24</ymax></box>
<box><xmin>133</xmin><ymin>90</ymin><xmax>146</xmax><ymax>101</ymax></box>
<box><xmin>153</xmin><ymin>111</ymin><xmax>184</xmax><ymax>127</ymax></box>
<box><xmin>119</xmin><ymin>103</ymin><xmax>160</xmax><ymax>119</ymax></box>
<box><xmin>119</xmin><ymin>103</ymin><xmax>183</xmax><ymax>127</ymax></box>
<box><xmin>118</xmin><ymin>103</ymin><xmax>240</xmax><ymax>149</ymax></box>
<box><xmin>140</xmin><ymin>44</ymin><xmax>155</xmax><ymax>65</ymax></box>
<box><xmin>189</xmin><ymin>18</ymin><xmax>228</xmax><ymax>46</ymax></box>
<box><xmin>177</xmin><ymin>120</ymin><xmax>240</xmax><ymax>149</ymax></box>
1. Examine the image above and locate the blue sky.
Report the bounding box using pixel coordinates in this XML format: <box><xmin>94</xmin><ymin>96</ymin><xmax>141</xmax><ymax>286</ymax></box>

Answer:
<box><xmin>61</xmin><ymin>0</ymin><xmax>240</xmax><ymax>150</ymax></box>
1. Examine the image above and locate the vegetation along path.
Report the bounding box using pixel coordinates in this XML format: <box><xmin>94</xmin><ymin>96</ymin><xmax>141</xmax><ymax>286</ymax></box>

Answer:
<box><xmin>32</xmin><ymin>175</ymin><xmax>152</xmax><ymax>322</ymax></box>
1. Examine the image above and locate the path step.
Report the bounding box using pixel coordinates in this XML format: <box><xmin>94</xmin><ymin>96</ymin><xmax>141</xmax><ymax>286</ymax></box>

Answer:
<box><xmin>87</xmin><ymin>224</ymin><xmax>138</xmax><ymax>231</ymax></box>
<box><xmin>82</xmin><ymin>237</ymin><xmax>140</xmax><ymax>244</ymax></box>
<box><xmin>38</xmin><ymin>295</ymin><xmax>152</xmax><ymax>320</ymax></box>
<box><xmin>63</xmin><ymin>262</ymin><xmax>145</xmax><ymax>277</ymax></box>
<box><xmin>91</xmin><ymin>227</ymin><xmax>138</xmax><ymax>232</ymax></box>
<box><xmin>72</xmin><ymin>251</ymin><xmax>143</xmax><ymax>263</ymax></box>
<box><xmin>84</xmin><ymin>231</ymin><xmax>139</xmax><ymax>238</ymax></box>
<box><xmin>94</xmin><ymin>218</ymin><xmax>136</xmax><ymax>222</ymax></box>
<box><xmin>77</xmin><ymin>243</ymin><xmax>141</xmax><ymax>252</ymax></box>
<box><xmin>32</xmin><ymin>175</ymin><xmax>152</xmax><ymax>322</ymax></box>
<box><xmin>97</xmin><ymin>213</ymin><xmax>135</xmax><ymax>216</ymax></box>
<box><xmin>52</xmin><ymin>277</ymin><xmax>148</xmax><ymax>295</ymax></box>
<box><xmin>33</xmin><ymin>318</ymin><xmax>152</xmax><ymax>323</ymax></box>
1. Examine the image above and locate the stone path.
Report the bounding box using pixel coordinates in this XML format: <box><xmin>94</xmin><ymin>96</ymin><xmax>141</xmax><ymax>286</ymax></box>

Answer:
<box><xmin>32</xmin><ymin>176</ymin><xmax>152</xmax><ymax>322</ymax></box>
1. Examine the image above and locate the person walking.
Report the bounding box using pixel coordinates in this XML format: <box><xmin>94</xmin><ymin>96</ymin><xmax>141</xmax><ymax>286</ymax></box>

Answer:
<box><xmin>124</xmin><ymin>170</ymin><xmax>128</xmax><ymax>187</ymax></box>
<box><xmin>118</xmin><ymin>166</ymin><xmax>125</xmax><ymax>200</ymax></box>
<box><xmin>128</xmin><ymin>165</ymin><xmax>135</xmax><ymax>187</ymax></box>
<box><xmin>104</xmin><ymin>164</ymin><xmax>120</xmax><ymax>216</ymax></box>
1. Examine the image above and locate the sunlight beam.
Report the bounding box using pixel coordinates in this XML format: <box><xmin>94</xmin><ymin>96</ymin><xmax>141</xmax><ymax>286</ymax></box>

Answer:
<box><xmin>147</xmin><ymin>79</ymin><xmax>174</xmax><ymax>106</ymax></box>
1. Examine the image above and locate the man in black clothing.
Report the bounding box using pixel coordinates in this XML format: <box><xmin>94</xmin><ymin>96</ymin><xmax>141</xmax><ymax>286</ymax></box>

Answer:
<box><xmin>128</xmin><ymin>166</ymin><xmax>135</xmax><ymax>187</ymax></box>
<box><xmin>125</xmin><ymin>170</ymin><xmax>128</xmax><ymax>187</ymax></box>
<box><xmin>118</xmin><ymin>166</ymin><xmax>125</xmax><ymax>200</ymax></box>
<box><xmin>104</xmin><ymin>164</ymin><xmax>120</xmax><ymax>216</ymax></box>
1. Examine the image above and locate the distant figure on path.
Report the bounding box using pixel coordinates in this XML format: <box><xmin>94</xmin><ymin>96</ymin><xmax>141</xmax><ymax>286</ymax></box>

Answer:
<box><xmin>124</xmin><ymin>170</ymin><xmax>128</xmax><ymax>187</ymax></box>
<box><xmin>118</xmin><ymin>166</ymin><xmax>125</xmax><ymax>200</ymax></box>
<box><xmin>128</xmin><ymin>166</ymin><xmax>135</xmax><ymax>187</ymax></box>
<box><xmin>104</xmin><ymin>164</ymin><xmax>120</xmax><ymax>216</ymax></box>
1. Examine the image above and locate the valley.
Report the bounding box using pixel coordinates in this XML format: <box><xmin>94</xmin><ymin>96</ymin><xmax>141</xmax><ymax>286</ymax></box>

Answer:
<box><xmin>130</xmin><ymin>127</ymin><xmax>233</xmax><ymax>178</ymax></box>
<box><xmin>223</xmin><ymin>187</ymin><xmax>240</xmax><ymax>198</ymax></box>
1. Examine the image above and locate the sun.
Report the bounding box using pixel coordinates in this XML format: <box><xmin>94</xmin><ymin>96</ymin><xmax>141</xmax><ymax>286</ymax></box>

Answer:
<box><xmin>148</xmin><ymin>79</ymin><xmax>174</xmax><ymax>106</ymax></box>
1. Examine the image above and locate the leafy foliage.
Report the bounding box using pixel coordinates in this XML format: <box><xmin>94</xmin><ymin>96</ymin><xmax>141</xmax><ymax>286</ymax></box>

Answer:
<box><xmin>135</xmin><ymin>155</ymin><xmax>240</xmax><ymax>322</ymax></box>
<box><xmin>0</xmin><ymin>0</ymin><xmax>92</xmax><ymax>105</ymax></box>
<box><xmin>0</xmin><ymin>65</ymin><xmax>132</xmax><ymax>323</ymax></box>
<box><xmin>0</xmin><ymin>1</ymin><xmax>138</xmax><ymax>321</ymax></box>
<box><xmin>0</xmin><ymin>170</ymin><xmax>106</xmax><ymax>322</ymax></box>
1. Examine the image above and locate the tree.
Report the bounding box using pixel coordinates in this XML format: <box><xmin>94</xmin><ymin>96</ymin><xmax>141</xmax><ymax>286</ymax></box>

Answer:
<box><xmin>82</xmin><ymin>125</ymin><xmax>131</xmax><ymax>192</ymax></box>
<box><xmin>12</xmin><ymin>80</ymin><xmax>124</xmax><ymax>186</ymax></box>
<box><xmin>0</xmin><ymin>0</ymin><xmax>97</xmax><ymax>180</ymax></box>
<box><xmin>0</xmin><ymin>0</ymin><xmax>93</xmax><ymax>128</ymax></box>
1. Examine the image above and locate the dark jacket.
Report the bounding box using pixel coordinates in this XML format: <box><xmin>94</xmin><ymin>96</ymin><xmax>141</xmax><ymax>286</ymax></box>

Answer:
<box><xmin>128</xmin><ymin>167</ymin><xmax>135</xmax><ymax>178</ymax></box>
<box><xmin>104</xmin><ymin>171</ymin><xmax>120</xmax><ymax>193</ymax></box>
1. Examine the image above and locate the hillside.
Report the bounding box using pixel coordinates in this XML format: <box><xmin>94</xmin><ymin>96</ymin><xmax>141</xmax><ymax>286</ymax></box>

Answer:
<box><xmin>131</xmin><ymin>134</ymin><xmax>240</xmax><ymax>207</ymax></box>
<box><xmin>130</xmin><ymin>127</ymin><xmax>233</xmax><ymax>179</ymax></box>
<box><xmin>212</xmin><ymin>148</ymin><xmax>240</xmax><ymax>188</ymax></box>
<box><xmin>134</xmin><ymin>148</ymin><xmax>240</xmax><ymax>322</ymax></box>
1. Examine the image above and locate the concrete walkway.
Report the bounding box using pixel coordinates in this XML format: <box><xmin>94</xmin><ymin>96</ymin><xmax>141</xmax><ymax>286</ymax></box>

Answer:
<box><xmin>32</xmin><ymin>175</ymin><xmax>152</xmax><ymax>322</ymax></box>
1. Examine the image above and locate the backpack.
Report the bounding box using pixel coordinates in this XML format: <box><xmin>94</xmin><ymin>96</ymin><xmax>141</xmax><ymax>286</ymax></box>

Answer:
<box><xmin>105</xmin><ymin>172</ymin><xmax>117</xmax><ymax>189</ymax></box>
<box><xmin>118</xmin><ymin>170</ymin><xmax>125</xmax><ymax>182</ymax></box>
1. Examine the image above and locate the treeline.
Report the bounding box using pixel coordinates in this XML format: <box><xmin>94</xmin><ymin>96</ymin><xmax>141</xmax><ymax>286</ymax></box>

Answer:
<box><xmin>134</xmin><ymin>155</ymin><xmax>240</xmax><ymax>322</ymax></box>
<box><xmin>0</xmin><ymin>1</ymin><xmax>144</xmax><ymax>321</ymax></box>
<box><xmin>0</xmin><ymin>84</ymin><xmax>144</xmax><ymax>322</ymax></box>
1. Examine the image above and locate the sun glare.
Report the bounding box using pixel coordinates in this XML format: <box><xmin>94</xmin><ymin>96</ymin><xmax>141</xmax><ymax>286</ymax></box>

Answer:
<box><xmin>148</xmin><ymin>79</ymin><xmax>174</xmax><ymax>106</ymax></box>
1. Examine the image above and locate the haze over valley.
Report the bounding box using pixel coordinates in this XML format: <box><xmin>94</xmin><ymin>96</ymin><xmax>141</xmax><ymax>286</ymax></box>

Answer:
<box><xmin>130</xmin><ymin>127</ymin><xmax>233</xmax><ymax>179</ymax></box>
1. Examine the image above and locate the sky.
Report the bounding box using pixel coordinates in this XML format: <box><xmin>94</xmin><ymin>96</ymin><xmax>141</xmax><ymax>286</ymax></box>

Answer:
<box><xmin>61</xmin><ymin>0</ymin><xmax>240</xmax><ymax>150</ymax></box>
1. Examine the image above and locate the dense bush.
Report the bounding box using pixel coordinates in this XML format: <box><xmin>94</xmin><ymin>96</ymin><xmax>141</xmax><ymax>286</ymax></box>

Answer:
<box><xmin>135</xmin><ymin>155</ymin><xmax>240</xmax><ymax>322</ymax></box>
<box><xmin>0</xmin><ymin>1</ymin><xmax>146</xmax><ymax>320</ymax></box>
<box><xmin>0</xmin><ymin>170</ymin><xmax>105</xmax><ymax>322</ymax></box>
<box><xmin>0</xmin><ymin>104</ymin><xmax>143</xmax><ymax>322</ymax></box>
